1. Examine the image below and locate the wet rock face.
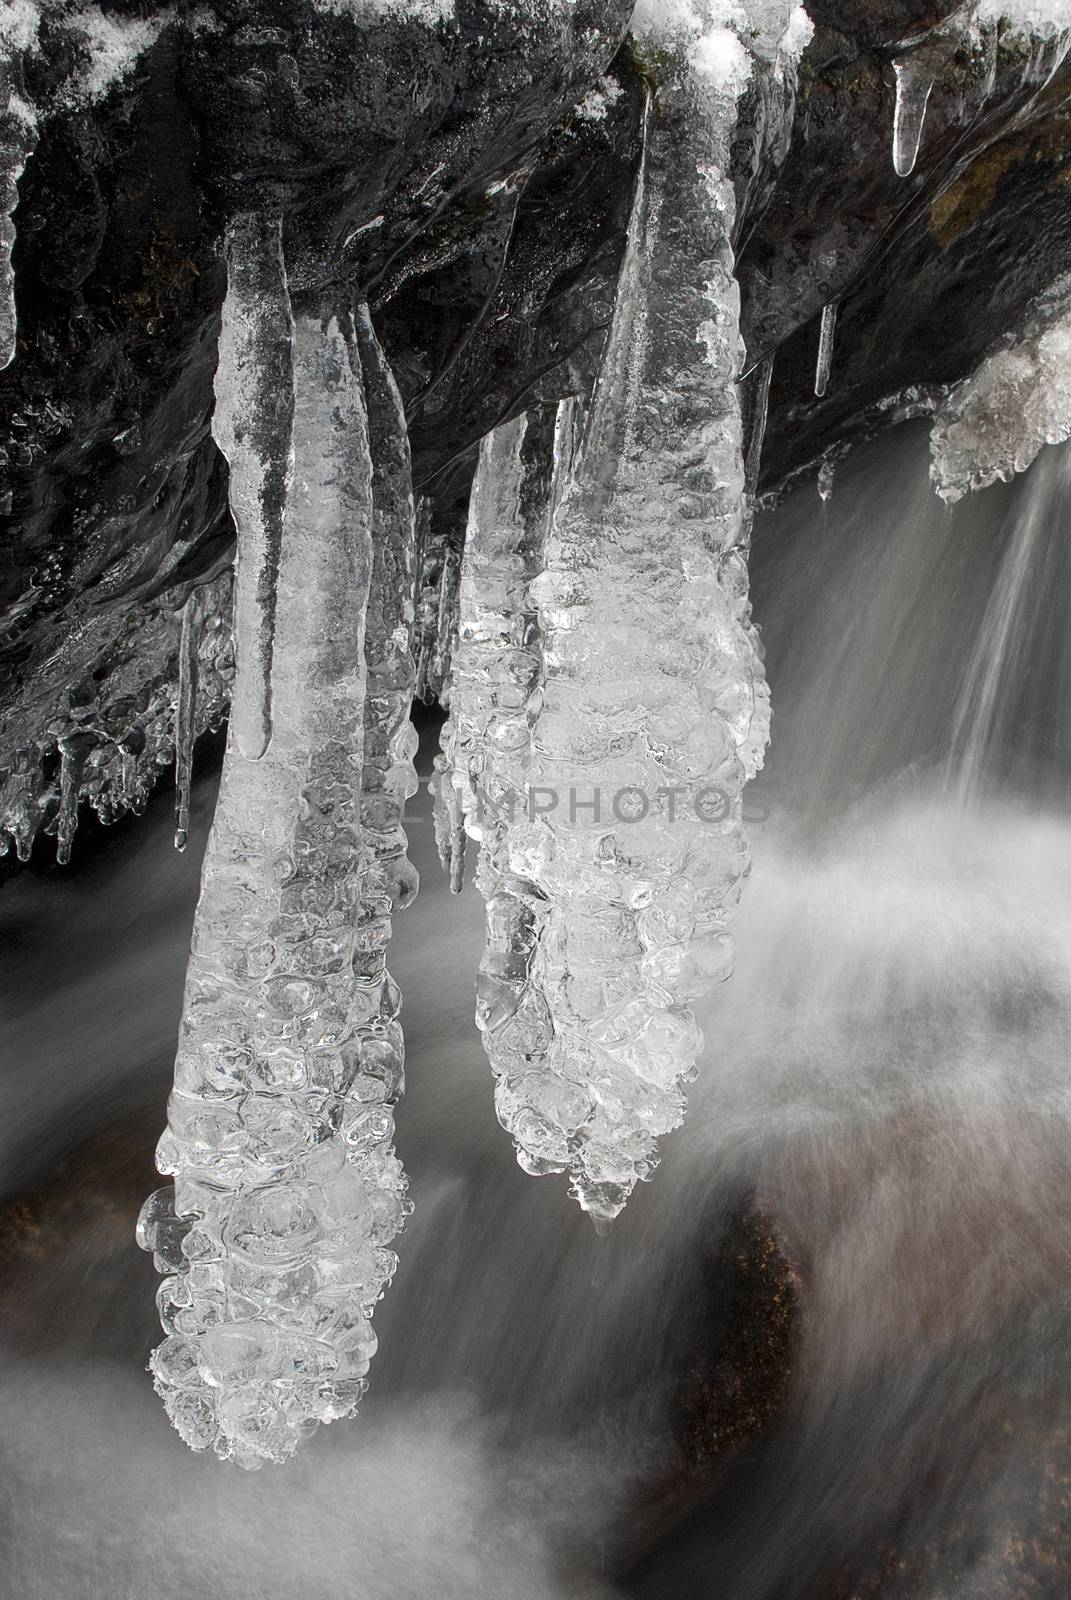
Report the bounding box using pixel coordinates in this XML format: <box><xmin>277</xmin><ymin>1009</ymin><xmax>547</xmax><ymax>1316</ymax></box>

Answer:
<box><xmin>0</xmin><ymin>0</ymin><xmax>1069</xmax><ymax>862</ymax></box>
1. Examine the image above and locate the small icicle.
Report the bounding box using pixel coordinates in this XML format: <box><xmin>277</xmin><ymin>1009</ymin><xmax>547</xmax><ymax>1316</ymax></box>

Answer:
<box><xmin>56</xmin><ymin>732</ymin><xmax>94</xmax><ymax>866</ymax></box>
<box><xmin>212</xmin><ymin>211</ymin><xmax>295</xmax><ymax>763</ymax></box>
<box><xmin>173</xmin><ymin>589</ymin><xmax>203</xmax><ymax>851</ymax></box>
<box><xmin>891</xmin><ymin>53</ymin><xmax>937</xmax><ymax>177</ymax></box>
<box><xmin>145</xmin><ymin>315</ymin><xmax>414</xmax><ymax>1470</ymax></box>
<box><xmin>745</xmin><ymin>353</ymin><xmax>775</xmax><ymax>498</ymax></box>
<box><xmin>412</xmin><ymin>501</ymin><xmax>439</xmax><ymax>704</ymax></box>
<box><xmin>814</xmin><ymin>301</ymin><xmax>838</xmax><ymax>398</ymax></box>
<box><xmin>353</xmin><ymin>299</ymin><xmax>421</xmax><ymax>923</ymax></box>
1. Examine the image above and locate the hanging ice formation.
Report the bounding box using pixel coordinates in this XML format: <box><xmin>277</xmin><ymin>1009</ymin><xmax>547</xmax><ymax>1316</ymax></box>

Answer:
<box><xmin>174</xmin><ymin>589</ymin><xmax>203</xmax><ymax>851</ymax></box>
<box><xmin>814</xmin><ymin>300</ymin><xmax>838</xmax><ymax>397</ymax></box>
<box><xmin>441</xmin><ymin>6</ymin><xmax>793</xmax><ymax>1226</ymax></box>
<box><xmin>744</xmin><ymin>353</ymin><xmax>775</xmax><ymax>498</ymax></box>
<box><xmin>1</xmin><ymin>19</ymin><xmax>37</xmax><ymax>371</ymax></box>
<box><xmin>211</xmin><ymin>212</ymin><xmax>295</xmax><ymax>763</ymax></box>
<box><xmin>930</xmin><ymin>282</ymin><xmax>1071</xmax><ymax>500</ymax></box>
<box><xmin>436</xmin><ymin>404</ymin><xmax>563</xmax><ymax>894</ymax></box>
<box><xmin>890</xmin><ymin>2</ymin><xmax>1070</xmax><ymax>179</ymax></box>
<box><xmin>139</xmin><ymin>258</ymin><xmax>418</xmax><ymax>1464</ymax></box>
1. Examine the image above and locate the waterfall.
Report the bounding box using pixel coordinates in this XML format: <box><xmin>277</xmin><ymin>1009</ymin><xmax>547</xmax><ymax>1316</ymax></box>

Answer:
<box><xmin>140</xmin><ymin>311</ymin><xmax>418</xmax><ymax>1468</ymax></box>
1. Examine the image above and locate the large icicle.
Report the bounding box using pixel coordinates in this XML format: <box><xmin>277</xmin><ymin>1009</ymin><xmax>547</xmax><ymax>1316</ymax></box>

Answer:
<box><xmin>474</xmin><ymin>15</ymin><xmax>773</xmax><ymax>1226</ymax></box>
<box><xmin>814</xmin><ymin>300</ymin><xmax>838</xmax><ymax>397</ymax></box>
<box><xmin>0</xmin><ymin>33</ymin><xmax>37</xmax><ymax>371</ymax></box>
<box><xmin>441</xmin><ymin>409</ymin><xmax>556</xmax><ymax>845</ymax></box>
<box><xmin>140</xmin><ymin>314</ymin><xmax>413</xmax><ymax>1469</ymax></box>
<box><xmin>212</xmin><ymin>212</ymin><xmax>295</xmax><ymax>763</ymax></box>
<box><xmin>437</xmin><ymin>406</ymin><xmax>562</xmax><ymax>1045</ymax></box>
<box><xmin>930</xmin><ymin>282</ymin><xmax>1071</xmax><ymax>500</ymax></box>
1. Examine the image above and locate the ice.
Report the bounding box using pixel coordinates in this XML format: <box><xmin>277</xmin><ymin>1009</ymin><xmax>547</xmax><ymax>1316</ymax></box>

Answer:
<box><xmin>436</xmin><ymin>404</ymin><xmax>560</xmax><ymax>904</ymax></box>
<box><xmin>744</xmin><ymin>353</ymin><xmax>774</xmax><ymax>498</ymax></box>
<box><xmin>413</xmin><ymin>514</ymin><xmax>459</xmax><ymax>707</ymax></box>
<box><xmin>0</xmin><ymin>0</ymin><xmax>164</xmax><ymax>372</ymax></box>
<box><xmin>974</xmin><ymin>0</ymin><xmax>1071</xmax><ymax>37</ymax></box>
<box><xmin>313</xmin><ymin>0</ymin><xmax>456</xmax><ymax>23</ymax></box>
<box><xmin>0</xmin><ymin>44</ymin><xmax>36</xmax><ymax>371</ymax></box>
<box><xmin>61</xmin><ymin>7</ymin><xmax>167</xmax><ymax>107</ymax></box>
<box><xmin>930</xmin><ymin>289</ymin><xmax>1071</xmax><ymax>501</ymax></box>
<box><xmin>173</xmin><ymin>590</ymin><xmax>202</xmax><ymax>853</ymax></box>
<box><xmin>465</xmin><ymin>17</ymin><xmax>774</xmax><ymax>1225</ymax></box>
<box><xmin>212</xmin><ymin>212</ymin><xmax>295</xmax><ymax>764</ymax></box>
<box><xmin>814</xmin><ymin>300</ymin><xmax>838</xmax><ymax>397</ymax></box>
<box><xmin>143</xmin><ymin>314</ymin><xmax>415</xmax><ymax>1467</ymax></box>
<box><xmin>889</xmin><ymin>3</ymin><xmax>1069</xmax><ymax>180</ymax></box>
<box><xmin>891</xmin><ymin>53</ymin><xmax>937</xmax><ymax>177</ymax></box>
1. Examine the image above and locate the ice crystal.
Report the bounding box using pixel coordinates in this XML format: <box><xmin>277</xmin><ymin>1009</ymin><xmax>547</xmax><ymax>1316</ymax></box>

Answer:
<box><xmin>974</xmin><ymin>0</ymin><xmax>1071</xmax><ymax>37</ymax></box>
<box><xmin>0</xmin><ymin>53</ymin><xmax>35</xmax><ymax>371</ymax></box>
<box><xmin>141</xmin><ymin>308</ymin><xmax>417</xmax><ymax>1468</ymax></box>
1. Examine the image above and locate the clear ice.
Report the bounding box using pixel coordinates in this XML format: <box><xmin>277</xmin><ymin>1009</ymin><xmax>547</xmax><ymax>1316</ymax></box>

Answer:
<box><xmin>445</xmin><ymin>6</ymin><xmax>781</xmax><ymax>1226</ymax></box>
<box><xmin>814</xmin><ymin>300</ymin><xmax>838</xmax><ymax>398</ymax></box>
<box><xmin>174</xmin><ymin>589</ymin><xmax>203</xmax><ymax>852</ymax></box>
<box><xmin>212</xmin><ymin>212</ymin><xmax>295</xmax><ymax>764</ymax></box>
<box><xmin>140</xmin><ymin>312</ymin><xmax>416</xmax><ymax>1468</ymax></box>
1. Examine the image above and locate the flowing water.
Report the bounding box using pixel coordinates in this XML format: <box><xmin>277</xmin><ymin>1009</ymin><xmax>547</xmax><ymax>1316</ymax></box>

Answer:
<box><xmin>0</xmin><ymin>423</ymin><xmax>1068</xmax><ymax>1597</ymax></box>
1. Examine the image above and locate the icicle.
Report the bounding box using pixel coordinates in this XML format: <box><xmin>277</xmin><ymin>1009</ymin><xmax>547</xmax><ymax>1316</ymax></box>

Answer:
<box><xmin>174</xmin><ymin>589</ymin><xmax>203</xmax><ymax>852</ymax></box>
<box><xmin>432</xmin><ymin>765</ymin><xmax>467</xmax><ymax>891</ymax></box>
<box><xmin>212</xmin><ymin>211</ymin><xmax>295</xmax><ymax>763</ymax></box>
<box><xmin>744</xmin><ymin>353</ymin><xmax>774</xmax><ymax>499</ymax></box>
<box><xmin>141</xmin><ymin>316</ymin><xmax>413</xmax><ymax>1469</ymax></box>
<box><xmin>891</xmin><ymin>53</ymin><xmax>937</xmax><ymax>177</ymax></box>
<box><xmin>432</xmin><ymin>543</ymin><xmax>462</xmax><ymax>697</ymax></box>
<box><xmin>814</xmin><ymin>300</ymin><xmax>838</xmax><ymax>398</ymax></box>
<box><xmin>353</xmin><ymin>300</ymin><xmax>421</xmax><ymax>931</ymax></box>
<box><xmin>930</xmin><ymin>288</ymin><xmax>1071</xmax><ymax>500</ymax></box>
<box><xmin>56</xmin><ymin>732</ymin><xmax>94</xmax><ymax>865</ymax></box>
<box><xmin>481</xmin><ymin>48</ymin><xmax>771</xmax><ymax>1225</ymax></box>
<box><xmin>0</xmin><ymin>41</ymin><xmax>37</xmax><ymax>371</ymax></box>
<box><xmin>947</xmin><ymin>447</ymin><xmax>1065</xmax><ymax>805</ymax></box>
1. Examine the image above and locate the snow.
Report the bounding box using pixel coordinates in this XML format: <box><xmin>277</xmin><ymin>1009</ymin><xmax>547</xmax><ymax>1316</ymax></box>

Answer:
<box><xmin>146</xmin><ymin>302</ymin><xmax>420</xmax><ymax>1467</ymax></box>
